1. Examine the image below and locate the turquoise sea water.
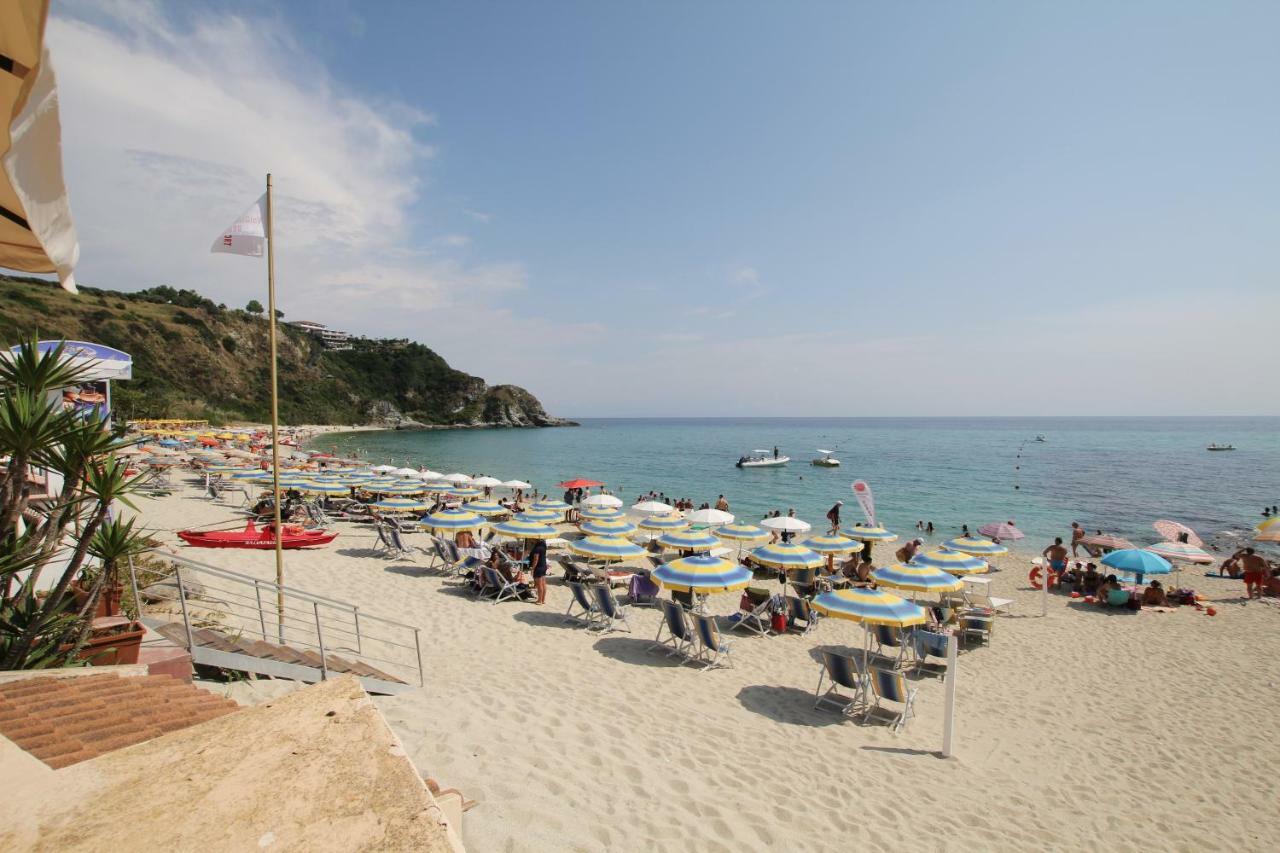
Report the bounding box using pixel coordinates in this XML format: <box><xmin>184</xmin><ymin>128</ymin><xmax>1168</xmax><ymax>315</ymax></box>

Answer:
<box><xmin>317</xmin><ymin>418</ymin><xmax>1279</xmax><ymax>555</ymax></box>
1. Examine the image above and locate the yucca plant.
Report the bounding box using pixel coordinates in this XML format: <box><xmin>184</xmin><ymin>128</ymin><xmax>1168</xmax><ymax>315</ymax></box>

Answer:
<box><xmin>0</xmin><ymin>340</ymin><xmax>149</xmax><ymax>669</ymax></box>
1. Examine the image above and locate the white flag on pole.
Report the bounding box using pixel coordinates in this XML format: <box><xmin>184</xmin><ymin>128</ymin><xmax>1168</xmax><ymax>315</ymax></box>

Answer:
<box><xmin>210</xmin><ymin>194</ymin><xmax>267</xmax><ymax>257</ymax></box>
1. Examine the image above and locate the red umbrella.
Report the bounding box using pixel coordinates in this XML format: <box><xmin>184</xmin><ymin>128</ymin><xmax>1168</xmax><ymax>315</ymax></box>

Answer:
<box><xmin>978</xmin><ymin>521</ymin><xmax>1024</xmax><ymax>541</ymax></box>
<box><xmin>1152</xmin><ymin>519</ymin><xmax>1203</xmax><ymax>548</ymax></box>
<box><xmin>558</xmin><ymin>478</ymin><xmax>603</xmax><ymax>489</ymax></box>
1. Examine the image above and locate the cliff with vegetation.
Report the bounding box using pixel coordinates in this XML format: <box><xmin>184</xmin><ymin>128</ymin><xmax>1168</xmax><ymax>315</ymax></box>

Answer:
<box><xmin>0</xmin><ymin>275</ymin><xmax>573</xmax><ymax>428</ymax></box>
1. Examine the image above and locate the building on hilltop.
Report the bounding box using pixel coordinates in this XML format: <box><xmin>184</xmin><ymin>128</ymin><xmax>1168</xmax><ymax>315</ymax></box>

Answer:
<box><xmin>288</xmin><ymin>320</ymin><xmax>352</xmax><ymax>350</ymax></box>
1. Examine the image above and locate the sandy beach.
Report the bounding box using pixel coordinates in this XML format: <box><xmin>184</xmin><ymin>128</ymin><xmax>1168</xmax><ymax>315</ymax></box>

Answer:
<box><xmin>132</xmin><ymin>479</ymin><xmax>1280</xmax><ymax>852</ymax></box>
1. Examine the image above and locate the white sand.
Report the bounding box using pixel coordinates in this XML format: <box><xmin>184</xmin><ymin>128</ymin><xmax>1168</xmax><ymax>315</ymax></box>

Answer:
<box><xmin>131</xmin><ymin>480</ymin><xmax>1280</xmax><ymax>852</ymax></box>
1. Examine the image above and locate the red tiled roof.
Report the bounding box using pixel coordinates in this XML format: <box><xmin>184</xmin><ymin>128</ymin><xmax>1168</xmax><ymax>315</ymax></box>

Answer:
<box><xmin>0</xmin><ymin>672</ymin><xmax>239</xmax><ymax>769</ymax></box>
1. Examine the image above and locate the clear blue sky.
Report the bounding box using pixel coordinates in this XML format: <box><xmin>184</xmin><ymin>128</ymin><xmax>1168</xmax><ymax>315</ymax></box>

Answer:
<box><xmin>48</xmin><ymin>1</ymin><xmax>1280</xmax><ymax>416</ymax></box>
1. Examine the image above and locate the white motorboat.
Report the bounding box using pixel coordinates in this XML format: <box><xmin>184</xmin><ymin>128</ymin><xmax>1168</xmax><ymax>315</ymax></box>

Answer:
<box><xmin>811</xmin><ymin>449</ymin><xmax>840</xmax><ymax>467</ymax></box>
<box><xmin>736</xmin><ymin>449</ymin><xmax>789</xmax><ymax>468</ymax></box>
<box><xmin>1034</xmin><ymin>435</ymin><xmax>1047</xmax><ymax>442</ymax></box>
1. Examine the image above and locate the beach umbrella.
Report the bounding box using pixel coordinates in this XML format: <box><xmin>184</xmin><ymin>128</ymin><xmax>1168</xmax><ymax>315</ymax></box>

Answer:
<box><xmin>844</xmin><ymin>524</ymin><xmax>898</xmax><ymax>542</ymax></box>
<box><xmin>638</xmin><ymin>514</ymin><xmax>689</xmax><ymax>532</ymax></box>
<box><xmin>714</xmin><ymin>523</ymin><xmax>769</xmax><ymax>543</ymax></box>
<box><xmin>443</xmin><ymin>473</ymin><xmax>473</xmax><ymax>484</ymax></box>
<box><xmin>296</xmin><ymin>482</ymin><xmax>351</xmax><ymax>496</ymax></box>
<box><xmin>230</xmin><ymin>469</ymin><xmax>268</xmax><ymax>479</ymax></box>
<box><xmin>472</xmin><ymin>476</ymin><xmax>503</xmax><ymax>488</ymax></box>
<box><xmin>502</xmin><ymin>480</ymin><xmax>533</xmax><ymax>490</ymax></box>
<box><xmin>373</xmin><ymin>497</ymin><xmax>432</xmax><ymax>513</ymax></box>
<box><xmin>632</xmin><ymin>500</ymin><xmax>675</xmax><ymax>516</ymax></box>
<box><xmin>158</xmin><ymin>438</ymin><xmax>181</xmax><ymax>447</ymax></box>
<box><xmin>651</xmin><ymin>555</ymin><xmax>753</xmax><ymax>595</ymax></box>
<box><xmin>1101</xmin><ymin>548</ymin><xmax>1172</xmax><ymax>585</ymax></box>
<box><xmin>580</xmin><ymin>518</ymin><xmax>639</xmax><ymax>537</ymax></box>
<box><xmin>205</xmin><ymin>465</ymin><xmax>249</xmax><ymax>474</ymax></box>
<box><xmin>978</xmin><ymin>521</ymin><xmax>1025</xmax><ymax>541</ymax></box>
<box><xmin>1146</xmin><ymin>541</ymin><xmax>1213</xmax><ymax>565</ymax></box>
<box><xmin>392</xmin><ymin>467</ymin><xmax>420</xmax><ymax>478</ymax></box>
<box><xmin>1153</xmin><ymin>519</ymin><xmax>1204</xmax><ymax>548</ymax></box>
<box><xmin>448</xmin><ymin>487</ymin><xmax>483</xmax><ymax>499</ymax></box>
<box><xmin>363</xmin><ymin>478</ymin><xmax>398</xmax><ymax>489</ymax></box>
<box><xmin>491</xmin><ymin>518</ymin><xmax>558</xmax><ymax>540</ymax></box>
<box><xmin>1255</xmin><ymin>517</ymin><xmax>1280</xmax><ymax>533</ymax></box>
<box><xmin>465</xmin><ymin>500</ymin><xmax>510</xmax><ymax>517</ymax></box>
<box><xmin>686</xmin><ymin>508</ymin><xmax>734</xmax><ymax>526</ymax></box>
<box><xmin>579</xmin><ymin>506</ymin><xmax>624</xmax><ymax>520</ymax></box>
<box><xmin>1080</xmin><ymin>534</ymin><xmax>1135</xmax><ymax>551</ymax></box>
<box><xmin>655</xmin><ymin>529</ymin><xmax>722</xmax><ymax>552</ymax></box>
<box><xmin>912</xmin><ymin>548</ymin><xmax>988</xmax><ymax>575</ymax></box>
<box><xmin>1255</xmin><ymin>527</ymin><xmax>1280</xmax><ymax>544</ymax></box>
<box><xmin>569</xmin><ymin>536</ymin><xmax>646</xmax><ymax>562</ymax></box>
<box><xmin>381</xmin><ymin>482</ymin><xmax>428</xmax><ymax>495</ymax></box>
<box><xmin>812</xmin><ymin>588</ymin><xmax>928</xmax><ymax>628</ymax></box>
<box><xmin>423</xmin><ymin>480</ymin><xmax>454</xmax><ymax>492</ymax></box>
<box><xmin>581</xmin><ymin>493</ymin><xmax>623</xmax><ymax>509</ymax></box>
<box><xmin>417</xmin><ymin>469</ymin><xmax>443</xmax><ymax>481</ymax></box>
<box><xmin>342</xmin><ymin>470</ymin><xmax>375</xmax><ymax>480</ymax></box>
<box><xmin>422</xmin><ymin>508</ymin><xmax>488</xmax><ymax>533</ymax></box>
<box><xmin>799</xmin><ymin>534</ymin><xmax>861</xmax><ymax>555</ymax></box>
<box><xmin>871</xmin><ymin>563</ymin><xmax>964</xmax><ymax>595</ymax></box>
<box><xmin>749</xmin><ymin>542</ymin><xmax>824</xmax><ymax>571</ymax></box>
<box><xmin>532</xmin><ymin>499</ymin><xmax>571</xmax><ymax>512</ymax></box>
<box><xmin>559</xmin><ymin>478</ymin><xmax>604</xmax><ymax>489</ymax></box>
<box><xmin>760</xmin><ymin>516</ymin><xmax>812</xmax><ymax>535</ymax></box>
<box><xmin>516</xmin><ymin>510</ymin><xmax>563</xmax><ymax>524</ymax></box>
<box><xmin>943</xmin><ymin>537</ymin><xmax>1009</xmax><ymax>557</ymax></box>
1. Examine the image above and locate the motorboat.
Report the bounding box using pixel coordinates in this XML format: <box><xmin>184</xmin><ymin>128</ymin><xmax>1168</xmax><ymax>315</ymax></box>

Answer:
<box><xmin>811</xmin><ymin>449</ymin><xmax>840</xmax><ymax>467</ymax></box>
<box><xmin>1206</xmin><ymin>443</ymin><xmax>1235</xmax><ymax>451</ymax></box>
<box><xmin>177</xmin><ymin>520</ymin><xmax>338</xmax><ymax>549</ymax></box>
<box><xmin>736</xmin><ymin>449</ymin><xmax>789</xmax><ymax>468</ymax></box>
<box><xmin>1034</xmin><ymin>435</ymin><xmax>1047</xmax><ymax>442</ymax></box>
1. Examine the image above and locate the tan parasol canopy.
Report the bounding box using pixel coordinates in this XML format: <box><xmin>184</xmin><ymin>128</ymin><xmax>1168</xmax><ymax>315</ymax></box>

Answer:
<box><xmin>0</xmin><ymin>0</ymin><xmax>79</xmax><ymax>291</ymax></box>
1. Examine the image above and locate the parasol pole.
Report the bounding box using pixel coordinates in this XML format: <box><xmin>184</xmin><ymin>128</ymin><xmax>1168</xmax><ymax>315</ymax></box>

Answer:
<box><xmin>265</xmin><ymin>173</ymin><xmax>285</xmax><ymax>641</ymax></box>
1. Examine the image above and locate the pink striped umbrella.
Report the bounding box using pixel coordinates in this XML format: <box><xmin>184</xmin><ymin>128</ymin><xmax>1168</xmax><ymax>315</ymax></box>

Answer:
<box><xmin>1152</xmin><ymin>519</ymin><xmax>1203</xmax><ymax>548</ymax></box>
<box><xmin>978</xmin><ymin>521</ymin><xmax>1024</xmax><ymax>541</ymax></box>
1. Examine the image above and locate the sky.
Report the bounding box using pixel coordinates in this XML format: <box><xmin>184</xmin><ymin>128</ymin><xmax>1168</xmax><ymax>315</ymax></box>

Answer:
<box><xmin>41</xmin><ymin>0</ymin><xmax>1280</xmax><ymax>417</ymax></box>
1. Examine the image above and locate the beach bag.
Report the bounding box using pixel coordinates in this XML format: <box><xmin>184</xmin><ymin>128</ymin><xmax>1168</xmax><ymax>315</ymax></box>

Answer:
<box><xmin>739</xmin><ymin>592</ymin><xmax>753</xmax><ymax>612</ymax></box>
<box><xmin>771</xmin><ymin>612</ymin><xmax>788</xmax><ymax>633</ymax></box>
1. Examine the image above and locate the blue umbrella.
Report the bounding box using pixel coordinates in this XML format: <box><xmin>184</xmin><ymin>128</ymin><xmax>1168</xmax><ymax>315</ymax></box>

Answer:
<box><xmin>1100</xmin><ymin>548</ymin><xmax>1171</xmax><ymax>585</ymax></box>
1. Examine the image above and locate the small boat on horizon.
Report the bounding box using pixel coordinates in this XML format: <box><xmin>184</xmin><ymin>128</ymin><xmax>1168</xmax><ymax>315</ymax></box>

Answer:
<box><xmin>1034</xmin><ymin>435</ymin><xmax>1047</xmax><ymax>442</ymax></box>
<box><xmin>736</xmin><ymin>449</ymin><xmax>789</xmax><ymax>468</ymax></box>
<box><xmin>811</xmin><ymin>449</ymin><xmax>840</xmax><ymax>467</ymax></box>
<box><xmin>1206</xmin><ymin>443</ymin><xmax>1236</xmax><ymax>451</ymax></box>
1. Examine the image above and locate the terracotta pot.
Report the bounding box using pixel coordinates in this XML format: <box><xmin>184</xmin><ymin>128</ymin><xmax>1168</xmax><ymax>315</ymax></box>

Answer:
<box><xmin>75</xmin><ymin>620</ymin><xmax>145</xmax><ymax>666</ymax></box>
<box><xmin>71</xmin><ymin>582</ymin><xmax>124</xmax><ymax>619</ymax></box>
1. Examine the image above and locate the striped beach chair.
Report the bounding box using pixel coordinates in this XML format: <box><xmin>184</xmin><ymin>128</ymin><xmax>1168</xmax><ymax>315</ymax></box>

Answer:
<box><xmin>732</xmin><ymin>590</ymin><xmax>773</xmax><ymax>637</ymax></box>
<box><xmin>648</xmin><ymin>598</ymin><xmax>695</xmax><ymax>660</ymax></box>
<box><xmin>481</xmin><ymin>565</ymin><xmax>523</xmax><ymax>604</ymax></box>
<box><xmin>814</xmin><ymin>650</ymin><xmax>864</xmax><ymax>716</ymax></box>
<box><xmin>785</xmin><ymin>595</ymin><xmax>821</xmax><ymax>635</ymax></box>
<box><xmin>692</xmin><ymin>613</ymin><xmax>734</xmax><ymax>671</ymax></box>
<box><xmin>564</xmin><ymin>581</ymin><xmax>600</xmax><ymax>627</ymax></box>
<box><xmin>870</xmin><ymin>624</ymin><xmax>908</xmax><ymax>667</ymax></box>
<box><xmin>864</xmin><ymin>667</ymin><xmax>918</xmax><ymax>733</ymax></box>
<box><xmin>591</xmin><ymin>585</ymin><xmax>632</xmax><ymax>633</ymax></box>
<box><xmin>911</xmin><ymin>630</ymin><xmax>950</xmax><ymax>678</ymax></box>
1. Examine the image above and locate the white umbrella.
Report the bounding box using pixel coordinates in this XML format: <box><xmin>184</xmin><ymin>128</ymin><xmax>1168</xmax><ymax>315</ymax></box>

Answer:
<box><xmin>687</xmin><ymin>508</ymin><xmax>734</xmax><ymax>526</ymax></box>
<box><xmin>502</xmin><ymin>480</ymin><xmax>533</xmax><ymax>490</ymax></box>
<box><xmin>371</xmin><ymin>464</ymin><xmax>397</xmax><ymax>473</ymax></box>
<box><xmin>472</xmin><ymin>476</ymin><xmax>503</xmax><ymax>488</ymax></box>
<box><xmin>393</xmin><ymin>467</ymin><xmax>420</xmax><ymax>478</ymax></box>
<box><xmin>444</xmin><ymin>473</ymin><xmax>472</xmax><ymax>484</ymax></box>
<box><xmin>582</xmin><ymin>494</ymin><xmax>623</xmax><ymax>508</ymax></box>
<box><xmin>632</xmin><ymin>500</ymin><xmax>675</xmax><ymax>516</ymax></box>
<box><xmin>419</xmin><ymin>469</ymin><xmax>443</xmax><ymax>480</ymax></box>
<box><xmin>760</xmin><ymin>516</ymin><xmax>811</xmax><ymax>533</ymax></box>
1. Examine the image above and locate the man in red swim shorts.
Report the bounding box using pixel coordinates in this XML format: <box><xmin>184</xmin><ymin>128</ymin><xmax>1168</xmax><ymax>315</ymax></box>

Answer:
<box><xmin>1236</xmin><ymin>548</ymin><xmax>1267</xmax><ymax>599</ymax></box>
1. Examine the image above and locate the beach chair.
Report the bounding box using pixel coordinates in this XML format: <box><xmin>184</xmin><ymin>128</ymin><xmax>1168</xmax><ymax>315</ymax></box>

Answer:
<box><xmin>870</xmin><ymin>624</ymin><xmax>908</xmax><ymax>666</ymax></box>
<box><xmin>785</xmin><ymin>595</ymin><xmax>821</xmax><ymax>635</ymax></box>
<box><xmin>205</xmin><ymin>477</ymin><xmax>223</xmax><ymax>501</ymax></box>
<box><xmin>591</xmin><ymin>584</ymin><xmax>632</xmax><ymax>633</ymax></box>
<box><xmin>564</xmin><ymin>581</ymin><xmax>600</xmax><ymax>627</ymax></box>
<box><xmin>648</xmin><ymin>598</ymin><xmax>695</xmax><ymax>660</ymax></box>
<box><xmin>864</xmin><ymin>668</ymin><xmax>918</xmax><ymax>733</ymax></box>
<box><xmin>692</xmin><ymin>613</ymin><xmax>734</xmax><ymax>671</ymax></box>
<box><xmin>627</xmin><ymin>570</ymin><xmax>660</xmax><ymax>607</ymax></box>
<box><xmin>966</xmin><ymin>586</ymin><xmax>1015</xmax><ymax>615</ymax></box>
<box><xmin>732</xmin><ymin>589</ymin><xmax>773</xmax><ymax>637</ymax></box>
<box><xmin>911</xmin><ymin>630</ymin><xmax>950</xmax><ymax>678</ymax></box>
<box><xmin>790</xmin><ymin>568</ymin><xmax>817</xmax><ymax>598</ymax></box>
<box><xmin>814</xmin><ymin>650</ymin><xmax>865</xmax><ymax>716</ymax></box>
<box><xmin>960</xmin><ymin>613</ymin><xmax>994</xmax><ymax>647</ymax></box>
<box><xmin>481</xmin><ymin>566</ymin><xmax>523</xmax><ymax>604</ymax></box>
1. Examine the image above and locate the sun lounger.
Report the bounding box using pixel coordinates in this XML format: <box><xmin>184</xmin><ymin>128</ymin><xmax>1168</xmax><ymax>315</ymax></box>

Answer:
<box><xmin>959</xmin><ymin>613</ymin><xmax>994</xmax><ymax>647</ymax></box>
<box><xmin>864</xmin><ymin>667</ymin><xmax>918</xmax><ymax>733</ymax></box>
<box><xmin>731</xmin><ymin>589</ymin><xmax>773</xmax><ymax>637</ymax></box>
<box><xmin>481</xmin><ymin>565</ymin><xmax>524</xmax><ymax>604</ymax></box>
<box><xmin>564</xmin><ymin>581</ymin><xmax>600</xmax><ymax>626</ymax></box>
<box><xmin>591</xmin><ymin>584</ymin><xmax>632</xmax><ymax>633</ymax></box>
<box><xmin>692</xmin><ymin>613</ymin><xmax>734</xmax><ymax>671</ymax></box>
<box><xmin>648</xmin><ymin>598</ymin><xmax>695</xmax><ymax>660</ymax></box>
<box><xmin>814</xmin><ymin>650</ymin><xmax>865</xmax><ymax>717</ymax></box>
<box><xmin>785</xmin><ymin>595</ymin><xmax>821</xmax><ymax>635</ymax></box>
<box><xmin>911</xmin><ymin>630</ymin><xmax>950</xmax><ymax>678</ymax></box>
<box><xmin>870</xmin><ymin>624</ymin><xmax>908</xmax><ymax>666</ymax></box>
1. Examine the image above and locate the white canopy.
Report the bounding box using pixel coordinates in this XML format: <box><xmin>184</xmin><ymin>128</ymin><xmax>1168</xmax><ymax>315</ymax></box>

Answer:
<box><xmin>370</xmin><ymin>464</ymin><xmax>397</xmax><ymax>473</ymax></box>
<box><xmin>581</xmin><ymin>494</ymin><xmax>623</xmax><ymax>508</ymax></box>
<box><xmin>687</xmin><ymin>508</ymin><xmax>734</xmax><ymax>526</ymax></box>
<box><xmin>471</xmin><ymin>476</ymin><xmax>503</xmax><ymax>488</ymax></box>
<box><xmin>392</xmin><ymin>467</ymin><xmax>420</xmax><ymax>478</ymax></box>
<box><xmin>760</xmin><ymin>516</ymin><xmax>811</xmax><ymax>533</ymax></box>
<box><xmin>443</xmin><ymin>473</ymin><xmax>472</xmax><ymax>484</ymax></box>
<box><xmin>632</xmin><ymin>500</ymin><xmax>675</xmax><ymax>516</ymax></box>
<box><xmin>502</xmin><ymin>480</ymin><xmax>532</xmax><ymax>490</ymax></box>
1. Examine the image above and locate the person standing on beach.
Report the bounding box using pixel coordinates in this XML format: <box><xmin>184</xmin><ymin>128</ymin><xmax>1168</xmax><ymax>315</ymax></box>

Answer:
<box><xmin>1070</xmin><ymin>522</ymin><xmax>1085</xmax><ymax>556</ymax></box>
<box><xmin>526</xmin><ymin>538</ymin><xmax>549</xmax><ymax>605</ymax></box>
<box><xmin>1235</xmin><ymin>548</ymin><xmax>1267</xmax><ymax>599</ymax></box>
<box><xmin>826</xmin><ymin>501</ymin><xmax>842</xmax><ymax>534</ymax></box>
<box><xmin>1043</xmin><ymin>537</ymin><xmax>1069</xmax><ymax>578</ymax></box>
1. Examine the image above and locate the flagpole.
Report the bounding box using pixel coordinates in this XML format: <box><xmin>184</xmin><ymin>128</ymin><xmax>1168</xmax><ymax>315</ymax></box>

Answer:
<box><xmin>265</xmin><ymin>172</ymin><xmax>285</xmax><ymax>641</ymax></box>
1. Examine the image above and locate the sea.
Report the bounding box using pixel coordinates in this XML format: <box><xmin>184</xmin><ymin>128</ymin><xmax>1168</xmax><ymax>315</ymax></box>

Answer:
<box><xmin>315</xmin><ymin>417</ymin><xmax>1279</xmax><ymax>556</ymax></box>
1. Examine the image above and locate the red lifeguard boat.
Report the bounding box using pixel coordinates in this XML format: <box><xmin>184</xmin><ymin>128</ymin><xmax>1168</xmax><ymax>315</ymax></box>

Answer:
<box><xmin>177</xmin><ymin>520</ymin><xmax>338</xmax><ymax>550</ymax></box>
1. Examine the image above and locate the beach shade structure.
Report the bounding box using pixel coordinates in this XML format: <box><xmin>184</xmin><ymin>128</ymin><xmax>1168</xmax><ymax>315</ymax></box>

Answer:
<box><xmin>1146</xmin><ymin>541</ymin><xmax>1214</xmax><ymax>565</ymax></box>
<box><xmin>799</xmin><ymin>534</ymin><xmax>861</xmax><ymax>555</ymax></box>
<box><xmin>363</xmin><ymin>478</ymin><xmax>399</xmax><ymax>490</ymax></box>
<box><xmin>638</xmin><ymin>514</ymin><xmax>690</xmax><ymax>533</ymax></box>
<box><xmin>296</xmin><ymin>481</ymin><xmax>352</xmax><ymax>496</ymax></box>
<box><xmin>714</xmin><ymin>523</ymin><xmax>770</xmax><ymax>544</ymax></box>
<box><xmin>372</xmin><ymin>497</ymin><xmax>432</xmax><ymax>513</ymax></box>
<box><xmin>465</xmin><ymin>500</ymin><xmax>511</xmax><ymax>517</ymax></box>
<box><xmin>422</xmin><ymin>508</ymin><xmax>488</xmax><ymax>533</ymax></box>
<box><xmin>871</xmin><ymin>563</ymin><xmax>964</xmax><ymax>595</ymax></box>
<box><xmin>686</xmin><ymin>508</ymin><xmax>734</xmax><ymax>526</ymax></box>
<box><xmin>416</xmin><ymin>469</ymin><xmax>443</xmax><ymax>481</ymax></box>
<box><xmin>943</xmin><ymin>536</ymin><xmax>1009</xmax><ymax>557</ymax></box>
<box><xmin>516</xmin><ymin>510</ymin><xmax>564</xmax><ymax>524</ymax></box>
<box><xmin>1255</xmin><ymin>527</ymin><xmax>1280</xmax><ymax>544</ymax></box>
<box><xmin>1080</xmin><ymin>533</ymin><xmax>1135</xmax><ymax>552</ymax></box>
<box><xmin>1153</xmin><ymin>519</ymin><xmax>1204</xmax><ymax>548</ymax></box>
<box><xmin>392</xmin><ymin>467</ymin><xmax>420</xmax><ymax>478</ymax></box>
<box><xmin>812</xmin><ymin>588</ymin><xmax>928</xmax><ymax>628</ymax></box>
<box><xmin>532</xmin><ymin>499</ymin><xmax>571</xmax><ymax>512</ymax></box>
<box><xmin>491</xmin><ymin>518</ymin><xmax>559</xmax><ymax>540</ymax></box>
<box><xmin>371</xmin><ymin>464</ymin><xmax>397</xmax><ymax>474</ymax></box>
<box><xmin>580</xmin><ymin>518</ymin><xmax>639</xmax><ymax>537</ymax></box>
<box><xmin>230</xmin><ymin>469</ymin><xmax>269</xmax><ymax>479</ymax></box>
<box><xmin>656</xmin><ymin>529</ymin><xmax>723</xmax><ymax>552</ymax></box>
<box><xmin>423</xmin><ymin>480</ymin><xmax>455</xmax><ymax>492</ymax></box>
<box><xmin>1101</xmin><ymin>548</ymin><xmax>1172</xmax><ymax>585</ymax></box>
<box><xmin>844</xmin><ymin>524</ymin><xmax>898</xmax><ymax>542</ymax></box>
<box><xmin>436</xmin><ymin>473</ymin><xmax>469</xmax><ymax>484</ymax></box>
<box><xmin>579</xmin><ymin>506</ymin><xmax>625</xmax><ymax>520</ymax></box>
<box><xmin>559</xmin><ymin>478</ymin><xmax>604</xmax><ymax>489</ymax></box>
<box><xmin>749</xmin><ymin>542</ymin><xmax>824</xmax><ymax>571</ymax></box>
<box><xmin>342</xmin><ymin>470</ymin><xmax>376</xmax><ymax>481</ymax></box>
<box><xmin>912</xmin><ymin>548</ymin><xmax>989</xmax><ymax>575</ymax></box>
<box><xmin>448</xmin><ymin>487</ymin><xmax>484</xmax><ymax>500</ymax></box>
<box><xmin>471</xmin><ymin>476</ymin><xmax>503</xmax><ymax>489</ymax></box>
<box><xmin>632</xmin><ymin>500</ymin><xmax>675</xmax><ymax>516</ymax></box>
<box><xmin>760</xmin><ymin>516</ymin><xmax>812</xmax><ymax>535</ymax></box>
<box><xmin>651</xmin><ymin>555</ymin><xmax>753</xmax><ymax>595</ymax></box>
<box><xmin>502</xmin><ymin>480</ymin><xmax>533</xmax><ymax>491</ymax></box>
<box><xmin>381</xmin><ymin>482</ymin><xmax>428</xmax><ymax>496</ymax></box>
<box><xmin>581</xmin><ymin>493</ymin><xmax>623</xmax><ymax>509</ymax></box>
<box><xmin>978</xmin><ymin>521</ymin><xmax>1025</xmax><ymax>541</ymax></box>
<box><xmin>158</xmin><ymin>438</ymin><xmax>181</xmax><ymax>448</ymax></box>
<box><xmin>569</xmin><ymin>536</ymin><xmax>646</xmax><ymax>562</ymax></box>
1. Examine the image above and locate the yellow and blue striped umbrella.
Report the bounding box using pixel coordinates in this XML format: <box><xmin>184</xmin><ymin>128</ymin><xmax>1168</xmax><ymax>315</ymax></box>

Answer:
<box><xmin>363</xmin><ymin>477</ymin><xmax>398</xmax><ymax>489</ymax></box>
<box><xmin>638</xmin><ymin>514</ymin><xmax>689</xmax><ymax>532</ymax></box>
<box><xmin>912</xmin><ymin>548</ymin><xmax>988</xmax><ymax>575</ymax></box>
<box><xmin>799</xmin><ymin>534</ymin><xmax>860</xmax><ymax>555</ymax></box>
<box><xmin>465</xmin><ymin>500</ymin><xmax>510</xmax><ymax>517</ymax></box>
<box><xmin>651</xmin><ymin>555</ymin><xmax>753</xmax><ymax>594</ymax></box>
<box><xmin>714</xmin><ymin>523</ymin><xmax>769</xmax><ymax>543</ymax></box>
<box><xmin>382</xmin><ymin>481</ymin><xmax>428</xmax><ymax>495</ymax></box>
<box><xmin>579</xmin><ymin>518</ymin><xmax>639</xmax><ymax>537</ymax></box>
<box><xmin>811</xmin><ymin>588</ymin><xmax>927</xmax><ymax>627</ymax></box>
<box><xmin>229</xmin><ymin>469</ymin><xmax>267</xmax><ymax>479</ymax></box>
<box><xmin>844</xmin><ymin>525</ymin><xmax>898</xmax><ymax>542</ymax></box>
<box><xmin>569</xmin><ymin>536</ymin><xmax>646</xmax><ymax>562</ymax></box>
<box><xmin>296</xmin><ymin>481</ymin><xmax>352</xmax><ymax>496</ymax></box>
<box><xmin>449</xmin><ymin>487</ymin><xmax>483</xmax><ymax>499</ymax></box>
<box><xmin>943</xmin><ymin>536</ymin><xmax>1008</xmax><ymax>556</ymax></box>
<box><xmin>870</xmin><ymin>562</ymin><xmax>964</xmax><ymax>594</ymax></box>
<box><xmin>423</xmin><ymin>480</ymin><xmax>454</xmax><ymax>492</ymax></box>
<box><xmin>373</xmin><ymin>497</ymin><xmax>432</xmax><ymax>513</ymax></box>
<box><xmin>516</xmin><ymin>509</ymin><xmax>563</xmax><ymax>524</ymax></box>
<box><xmin>532</xmin><ymin>499</ymin><xmax>571</xmax><ymax>512</ymax></box>
<box><xmin>342</xmin><ymin>470</ymin><xmax>375</xmax><ymax>480</ymax></box>
<box><xmin>422</xmin><ymin>508</ymin><xmax>488</xmax><ymax>532</ymax></box>
<box><xmin>655</xmin><ymin>529</ymin><xmax>722</xmax><ymax>552</ymax></box>
<box><xmin>749</xmin><ymin>542</ymin><xmax>824</xmax><ymax>570</ymax></box>
<box><xmin>491</xmin><ymin>518</ymin><xmax>558</xmax><ymax>540</ymax></box>
<box><xmin>579</xmin><ymin>506</ymin><xmax>624</xmax><ymax>520</ymax></box>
